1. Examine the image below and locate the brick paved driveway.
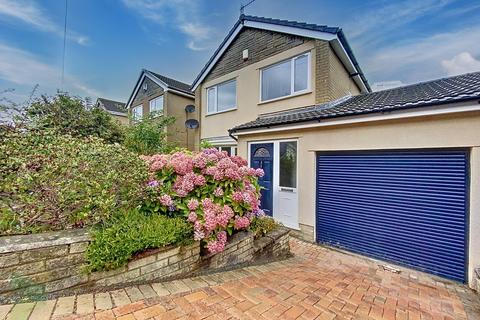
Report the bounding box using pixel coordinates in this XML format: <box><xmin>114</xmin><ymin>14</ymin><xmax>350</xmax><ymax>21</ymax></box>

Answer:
<box><xmin>2</xmin><ymin>239</ymin><xmax>479</xmax><ymax>320</ymax></box>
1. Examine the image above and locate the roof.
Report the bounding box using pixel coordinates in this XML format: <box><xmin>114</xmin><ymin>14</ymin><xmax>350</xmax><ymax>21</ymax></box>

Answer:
<box><xmin>96</xmin><ymin>98</ymin><xmax>127</xmax><ymax>115</ymax></box>
<box><xmin>126</xmin><ymin>69</ymin><xmax>194</xmax><ymax>108</ymax></box>
<box><xmin>230</xmin><ymin>71</ymin><xmax>480</xmax><ymax>132</ymax></box>
<box><xmin>145</xmin><ymin>70</ymin><xmax>193</xmax><ymax>95</ymax></box>
<box><xmin>191</xmin><ymin>14</ymin><xmax>371</xmax><ymax>92</ymax></box>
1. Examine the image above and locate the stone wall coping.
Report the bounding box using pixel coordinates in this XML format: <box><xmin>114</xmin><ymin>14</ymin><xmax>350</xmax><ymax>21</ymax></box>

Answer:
<box><xmin>0</xmin><ymin>229</ymin><xmax>90</xmax><ymax>254</ymax></box>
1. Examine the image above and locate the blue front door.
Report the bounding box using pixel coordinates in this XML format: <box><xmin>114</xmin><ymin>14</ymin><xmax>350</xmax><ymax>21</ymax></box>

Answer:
<box><xmin>250</xmin><ymin>143</ymin><xmax>274</xmax><ymax>216</ymax></box>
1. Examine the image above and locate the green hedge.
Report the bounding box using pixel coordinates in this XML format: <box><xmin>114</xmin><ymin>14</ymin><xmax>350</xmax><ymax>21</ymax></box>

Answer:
<box><xmin>0</xmin><ymin>130</ymin><xmax>148</xmax><ymax>235</ymax></box>
<box><xmin>85</xmin><ymin>209</ymin><xmax>192</xmax><ymax>271</ymax></box>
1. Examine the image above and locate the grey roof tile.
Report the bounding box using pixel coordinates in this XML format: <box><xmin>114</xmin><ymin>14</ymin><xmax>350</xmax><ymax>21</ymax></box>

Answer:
<box><xmin>146</xmin><ymin>70</ymin><xmax>193</xmax><ymax>95</ymax></box>
<box><xmin>230</xmin><ymin>71</ymin><xmax>480</xmax><ymax>132</ymax></box>
<box><xmin>97</xmin><ymin>98</ymin><xmax>127</xmax><ymax>114</ymax></box>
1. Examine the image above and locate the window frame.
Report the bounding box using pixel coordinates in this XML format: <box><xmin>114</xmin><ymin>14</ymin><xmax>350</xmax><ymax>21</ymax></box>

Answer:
<box><xmin>149</xmin><ymin>95</ymin><xmax>164</xmax><ymax>117</ymax></box>
<box><xmin>259</xmin><ymin>52</ymin><xmax>311</xmax><ymax>103</ymax></box>
<box><xmin>131</xmin><ymin>105</ymin><xmax>143</xmax><ymax>121</ymax></box>
<box><xmin>206</xmin><ymin>78</ymin><xmax>237</xmax><ymax>115</ymax></box>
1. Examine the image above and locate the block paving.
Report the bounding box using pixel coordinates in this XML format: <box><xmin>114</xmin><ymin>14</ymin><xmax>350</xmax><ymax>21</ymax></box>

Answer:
<box><xmin>1</xmin><ymin>239</ymin><xmax>478</xmax><ymax>319</ymax></box>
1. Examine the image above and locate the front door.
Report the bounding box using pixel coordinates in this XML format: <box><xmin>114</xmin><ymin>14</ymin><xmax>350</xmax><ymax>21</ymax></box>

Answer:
<box><xmin>250</xmin><ymin>143</ymin><xmax>274</xmax><ymax>216</ymax></box>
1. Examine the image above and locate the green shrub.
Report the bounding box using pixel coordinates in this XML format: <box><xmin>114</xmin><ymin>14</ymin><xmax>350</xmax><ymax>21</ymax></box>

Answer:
<box><xmin>123</xmin><ymin>114</ymin><xmax>176</xmax><ymax>155</ymax></box>
<box><xmin>0</xmin><ymin>129</ymin><xmax>148</xmax><ymax>235</ymax></box>
<box><xmin>250</xmin><ymin>216</ymin><xmax>279</xmax><ymax>238</ymax></box>
<box><xmin>22</xmin><ymin>94</ymin><xmax>124</xmax><ymax>144</ymax></box>
<box><xmin>85</xmin><ymin>209</ymin><xmax>192</xmax><ymax>271</ymax></box>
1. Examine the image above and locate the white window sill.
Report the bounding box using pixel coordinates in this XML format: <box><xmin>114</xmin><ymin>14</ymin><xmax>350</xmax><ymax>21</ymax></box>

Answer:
<box><xmin>258</xmin><ymin>90</ymin><xmax>312</xmax><ymax>105</ymax></box>
<box><xmin>206</xmin><ymin>107</ymin><xmax>237</xmax><ymax>116</ymax></box>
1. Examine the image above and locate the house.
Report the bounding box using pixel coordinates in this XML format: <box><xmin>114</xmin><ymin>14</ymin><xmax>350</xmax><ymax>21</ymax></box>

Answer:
<box><xmin>191</xmin><ymin>14</ymin><xmax>480</xmax><ymax>288</ymax></box>
<box><xmin>126</xmin><ymin>69</ymin><xmax>197</xmax><ymax>150</ymax></box>
<box><xmin>94</xmin><ymin>97</ymin><xmax>129</xmax><ymax>125</ymax></box>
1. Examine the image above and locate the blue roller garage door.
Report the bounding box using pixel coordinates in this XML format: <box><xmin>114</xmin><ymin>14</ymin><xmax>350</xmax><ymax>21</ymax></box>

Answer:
<box><xmin>316</xmin><ymin>150</ymin><xmax>468</xmax><ymax>282</ymax></box>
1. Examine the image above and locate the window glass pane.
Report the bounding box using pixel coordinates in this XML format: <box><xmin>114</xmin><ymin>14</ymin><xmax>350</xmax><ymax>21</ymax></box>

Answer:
<box><xmin>294</xmin><ymin>55</ymin><xmax>308</xmax><ymax>92</ymax></box>
<box><xmin>220</xmin><ymin>146</ymin><xmax>231</xmax><ymax>156</ymax></box>
<box><xmin>207</xmin><ymin>88</ymin><xmax>216</xmax><ymax>113</ymax></box>
<box><xmin>279</xmin><ymin>141</ymin><xmax>297</xmax><ymax>188</ymax></box>
<box><xmin>149</xmin><ymin>96</ymin><xmax>163</xmax><ymax>115</ymax></box>
<box><xmin>261</xmin><ymin>60</ymin><xmax>291</xmax><ymax>101</ymax></box>
<box><xmin>217</xmin><ymin>80</ymin><xmax>236</xmax><ymax>112</ymax></box>
<box><xmin>132</xmin><ymin>105</ymin><xmax>143</xmax><ymax>121</ymax></box>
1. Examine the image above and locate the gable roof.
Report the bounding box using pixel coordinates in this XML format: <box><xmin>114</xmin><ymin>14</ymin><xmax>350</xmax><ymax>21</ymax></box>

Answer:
<box><xmin>96</xmin><ymin>98</ymin><xmax>127</xmax><ymax>115</ymax></box>
<box><xmin>191</xmin><ymin>14</ymin><xmax>371</xmax><ymax>93</ymax></box>
<box><xmin>126</xmin><ymin>69</ymin><xmax>194</xmax><ymax>109</ymax></box>
<box><xmin>230</xmin><ymin>71</ymin><xmax>480</xmax><ymax>133</ymax></box>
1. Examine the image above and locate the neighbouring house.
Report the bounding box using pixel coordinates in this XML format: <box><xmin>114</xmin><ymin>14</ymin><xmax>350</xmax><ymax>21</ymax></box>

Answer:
<box><xmin>126</xmin><ymin>69</ymin><xmax>197</xmax><ymax>150</ymax></box>
<box><xmin>191</xmin><ymin>14</ymin><xmax>480</xmax><ymax>288</ymax></box>
<box><xmin>94</xmin><ymin>97</ymin><xmax>129</xmax><ymax>125</ymax></box>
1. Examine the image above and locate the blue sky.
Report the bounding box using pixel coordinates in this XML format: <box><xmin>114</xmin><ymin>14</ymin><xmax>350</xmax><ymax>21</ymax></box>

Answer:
<box><xmin>0</xmin><ymin>0</ymin><xmax>480</xmax><ymax>103</ymax></box>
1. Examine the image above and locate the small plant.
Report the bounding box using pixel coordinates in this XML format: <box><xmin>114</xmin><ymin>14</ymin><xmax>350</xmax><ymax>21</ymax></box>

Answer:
<box><xmin>141</xmin><ymin>148</ymin><xmax>265</xmax><ymax>254</ymax></box>
<box><xmin>250</xmin><ymin>216</ymin><xmax>279</xmax><ymax>238</ymax></box>
<box><xmin>85</xmin><ymin>209</ymin><xmax>192</xmax><ymax>271</ymax></box>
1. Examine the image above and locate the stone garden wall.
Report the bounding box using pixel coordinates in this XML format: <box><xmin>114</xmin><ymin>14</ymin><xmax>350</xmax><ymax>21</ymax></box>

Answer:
<box><xmin>0</xmin><ymin>228</ymin><xmax>290</xmax><ymax>303</ymax></box>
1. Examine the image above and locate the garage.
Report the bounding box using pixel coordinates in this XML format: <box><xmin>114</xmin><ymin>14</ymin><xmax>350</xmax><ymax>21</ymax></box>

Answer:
<box><xmin>316</xmin><ymin>150</ymin><xmax>468</xmax><ymax>282</ymax></box>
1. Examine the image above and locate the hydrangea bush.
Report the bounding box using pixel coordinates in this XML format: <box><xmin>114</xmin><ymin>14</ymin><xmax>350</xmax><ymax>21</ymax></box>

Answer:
<box><xmin>140</xmin><ymin>148</ymin><xmax>265</xmax><ymax>253</ymax></box>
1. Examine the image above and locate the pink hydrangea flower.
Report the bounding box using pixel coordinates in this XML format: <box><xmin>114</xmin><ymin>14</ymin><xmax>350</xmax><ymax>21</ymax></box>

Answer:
<box><xmin>255</xmin><ymin>168</ymin><xmax>265</xmax><ymax>177</ymax></box>
<box><xmin>207</xmin><ymin>231</ymin><xmax>227</xmax><ymax>254</ymax></box>
<box><xmin>194</xmin><ymin>175</ymin><xmax>206</xmax><ymax>186</ymax></box>
<box><xmin>187</xmin><ymin>211</ymin><xmax>198</xmax><ymax>222</ymax></box>
<box><xmin>234</xmin><ymin>216</ymin><xmax>251</xmax><ymax>229</ymax></box>
<box><xmin>232</xmin><ymin>191</ymin><xmax>243</xmax><ymax>202</ymax></box>
<box><xmin>159</xmin><ymin>194</ymin><xmax>173</xmax><ymax>207</ymax></box>
<box><xmin>213</xmin><ymin>187</ymin><xmax>224</xmax><ymax>197</ymax></box>
<box><xmin>187</xmin><ymin>199</ymin><xmax>199</xmax><ymax>211</ymax></box>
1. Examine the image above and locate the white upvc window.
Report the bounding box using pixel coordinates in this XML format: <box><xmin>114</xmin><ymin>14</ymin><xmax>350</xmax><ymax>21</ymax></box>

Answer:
<box><xmin>132</xmin><ymin>105</ymin><xmax>143</xmax><ymax>121</ymax></box>
<box><xmin>206</xmin><ymin>79</ymin><xmax>237</xmax><ymax>114</ymax></box>
<box><xmin>149</xmin><ymin>95</ymin><xmax>164</xmax><ymax>116</ymax></box>
<box><xmin>217</xmin><ymin>146</ymin><xmax>238</xmax><ymax>156</ymax></box>
<box><xmin>260</xmin><ymin>52</ymin><xmax>310</xmax><ymax>102</ymax></box>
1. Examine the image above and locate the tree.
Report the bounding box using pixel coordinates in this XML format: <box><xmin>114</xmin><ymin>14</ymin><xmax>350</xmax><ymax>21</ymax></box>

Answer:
<box><xmin>122</xmin><ymin>114</ymin><xmax>176</xmax><ymax>155</ymax></box>
<box><xmin>7</xmin><ymin>93</ymin><xmax>124</xmax><ymax>144</ymax></box>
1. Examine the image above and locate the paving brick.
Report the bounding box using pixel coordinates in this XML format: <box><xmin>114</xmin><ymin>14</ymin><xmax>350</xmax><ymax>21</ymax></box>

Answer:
<box><xmin>110</xmin><ymin>289</ymin><xmax>131</xmax><ymax>307</ymax></box>
<box><xmin>95</xmin><ymin>292</ymin><xmax>113</xmax><ymax>311</ymax></box>
<box><xmin>53</xmin><ymin>296</ymin><xmax>75</xmax><ymax>316</ymax></box>
<box><xmin>6</xmin><ymin>302</ymin><xmax>34</xmax><ymax>320</ymax></box>
<box><xmin>0</xmin><ymin>304</ymin><xmax>13</xmax><ymax>319</ymax></box>
<box><xmin>76</xmin><ymin>293</ymin><xmax>94</xmax><ymax>314</ymax></box>
<box><xmin>29</xmin><ymin>300</ymin><xmax>56</xmax><ymax>319</ymax></box>
<box><xmin>124</xmin><ymin>286</ymin><xmax>144</xmax><ymax>302</ymax></box>
<box><xmin>151</xmin><ymin>282</ymin><xmax>171</xmax><ymax>296</ymax></box>
<box><xmin>138</xmin><ymin>284</ymin><xmax>158</xmax><ymax>299</ymax></box>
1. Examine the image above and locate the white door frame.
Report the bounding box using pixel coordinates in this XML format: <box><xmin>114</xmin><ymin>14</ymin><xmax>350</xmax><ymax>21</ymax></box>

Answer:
<box><xmin>248</xmin><ymin>138</ymin><xmax>299</xmax><ymax>229</ymax></box>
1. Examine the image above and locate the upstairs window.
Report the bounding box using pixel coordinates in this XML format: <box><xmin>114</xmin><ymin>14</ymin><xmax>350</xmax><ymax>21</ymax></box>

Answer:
<box><xmin>207</xmin><ymin>79</ymin><xmax>237</xmax><ymax>114</ymax></box>
<box><xmin>261</xmin><ymin>52</ymin><xmax>310</xmax><ymax>102</ymax></box>
<box><xmin>149</xmin><ymin>95</ymin><xmax>164</xmax><ymax>116</ymax></box>
<box><xmin>132</xmin><ymin>105</ymin><xmax>143</xmax><ymax>121</ymax></box>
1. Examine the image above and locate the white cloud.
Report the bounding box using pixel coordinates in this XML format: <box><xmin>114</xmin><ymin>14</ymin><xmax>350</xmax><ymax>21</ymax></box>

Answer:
<box><xmin>441</xmin><ymin>52</ymin><xmax>480</xmax><ymax>76</ymax></box>
<box><xmin>0</xmin><ymin>43</ymin><xmax>101</xmax><ymax>97</ymax></box>
<box><xmin>347</xmin><ymin>0</ymin><xmax>454</xmax><ymax>46</ymax></box>
<box><xmin>371</xmin><ymin>81</ymin><xmax>405</xmax><ymax>92</ymax></box>
<box><xmin>121</xmin><ymin>0</ymin><xmax>214</xmax><ymax>50</ymax></box>
<box><xmin>0</xmin><ymin>0</ymin><xmax>89</xmax><ymax>45</ymax></box>
<box><xmin>363</xmin><ymin>25</ymin><xmax>480</xmax><ymax>84</ymax></box>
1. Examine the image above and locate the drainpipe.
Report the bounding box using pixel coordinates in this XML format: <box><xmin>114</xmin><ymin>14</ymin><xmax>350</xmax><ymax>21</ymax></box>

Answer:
<box><xmin>228</xmin><ymin>130</ymin><xmax>238</xmax><ymax>142</ymax></box>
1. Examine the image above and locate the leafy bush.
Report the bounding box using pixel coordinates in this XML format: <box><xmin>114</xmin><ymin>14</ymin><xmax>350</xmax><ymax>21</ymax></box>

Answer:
<box><xmin>250</xmin><ymin>216</ymin><xmax>279</xmax><ymax>238</ymax></box>
<box><xmin>19</xmin><ymin>94</ymin><xmax>124</xmax><ymax>144</ymax></box>
<box><xmin>141</xmin><ymin>148</ymin><xmax>265</xmax><ymax>254</ymax></box>
<box><xmin>85</xmin><ymin>209</ymin><xmax>192</xmax><ymax>271</ymax></box>
<box><xmin>0</xmin><ymin>129</ymin><xmax>148</xmax><ymax>235</ymax></box>
<box><xmin>123</xmin><ymin>114</ymin><xmax>176</xmax><ymax>155</ymax></box>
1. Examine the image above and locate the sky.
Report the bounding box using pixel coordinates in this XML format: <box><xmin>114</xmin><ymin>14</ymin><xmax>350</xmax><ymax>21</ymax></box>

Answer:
<box><xmin>0</xmin><ymin>0</ymin><xmax>480</xmax><ymax>104</ymax></box>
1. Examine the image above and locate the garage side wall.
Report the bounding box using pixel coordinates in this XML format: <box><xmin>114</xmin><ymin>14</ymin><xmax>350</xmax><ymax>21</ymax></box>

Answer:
<box><xmin>237</xmin><ymin>109</ymin><xmax>480</xmax><ymax>288</ymax></box>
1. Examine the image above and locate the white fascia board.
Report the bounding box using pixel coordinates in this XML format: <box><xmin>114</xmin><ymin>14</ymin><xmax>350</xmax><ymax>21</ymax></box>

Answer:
<box><xmin>107</xmin><ymin>111</ymin><xmax>128</xmax><ymax>117</ymax></box>
<box><xmin>330</xmin><ymin>39</ymin><xmax>368</xmax><ymax>93</ymax></box>
<box><xmin>204</xmin><ymin>136</ymin><xmax>237</xmax><ymax>145</ymax></box>
<box><xmin>126</xmin><ymin>72</ymin><xmax>169</xmax><ymax>109</ymax></box>
<box><xmin>167</xmin><ymin>88</ymin><xmax>195</xmax><ymax>98</ymax></box>
<box><xmin>191</xmin><ymin>24</ymin><xmax>244</xmax><ymax>91</ymax></box>
<box><xmin>243</xmin><ymin>20</ymin><xmax>337</xmax><ymax>41</ymax></box>
<box><xmin>233</xmin><ymin>103</ymin><xmax>480</xmax><ymax>136</ymax></box>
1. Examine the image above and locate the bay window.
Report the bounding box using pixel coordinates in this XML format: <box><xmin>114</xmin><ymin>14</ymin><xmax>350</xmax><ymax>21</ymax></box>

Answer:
<box><xmin>261</xmin><ymin>52</ymin><xmax>310</xmax><ymax>102</ymax></box>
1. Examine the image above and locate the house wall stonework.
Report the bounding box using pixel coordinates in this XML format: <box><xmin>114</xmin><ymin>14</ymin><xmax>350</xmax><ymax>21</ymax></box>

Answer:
<box><xmin>0</xmin><ymin>228</ymin><xmax>290</xmax><ymax>303</ymax></box>
<box><xmin>205</xmin><ymin>28</ymin><xmax>306</xmax><ymax>83</ymax></box>
<box><xmin>236</xmin><ymin>107</ymin><xmax>480</xmax><ymax>289</ymax></box>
